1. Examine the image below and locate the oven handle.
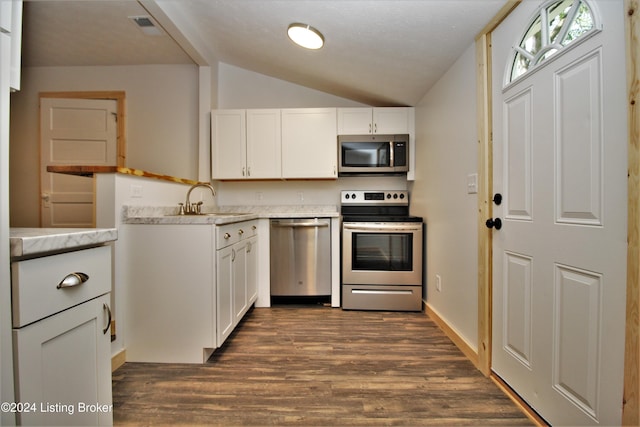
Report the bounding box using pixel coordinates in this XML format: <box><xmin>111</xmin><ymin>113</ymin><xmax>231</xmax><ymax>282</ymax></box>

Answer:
<box><xmin>343</xmin><ymin>223</ymin><xmax>422</xmax><ymax>232</ymax></box>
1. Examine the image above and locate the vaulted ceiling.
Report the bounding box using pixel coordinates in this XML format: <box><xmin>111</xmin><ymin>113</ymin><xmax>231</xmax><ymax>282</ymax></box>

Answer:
<box><xmin>21</xmin><ymin>0</ymin><xmax>508</xmax><ymax>106</ymax></box>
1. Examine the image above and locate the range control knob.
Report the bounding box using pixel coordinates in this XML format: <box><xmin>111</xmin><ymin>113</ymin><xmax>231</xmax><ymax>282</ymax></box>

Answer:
<box><xmin>400</xmin><ymin>193</ymin><xmax>405</xmax><ymax>199</ymax></box>
<box><xmin>386</xmin><ymin>193</ymin><xmax>391</xmax><ymax>199</ymax></box>
<box><xmin>351</xmin><ymin>193</ymin><xmax>357</xmax><ymax>199</ymax></box>
<box><xmin>345</xmin><ymin>193</ymin><xmax>350</xmax><ymax>199</ymax></box>
<box><xmin>393</xmin><ymin>193</ymin><xmax>398</xmax><ymax>199</ymax></box>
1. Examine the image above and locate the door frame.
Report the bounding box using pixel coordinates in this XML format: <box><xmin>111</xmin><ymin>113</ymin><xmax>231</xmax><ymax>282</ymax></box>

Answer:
<box><xmin>474</xmin><ymin>1</ymin><xmax>639</xmax><ymax>424</ymax></box>
<box><xmin>39</xmin><ymin>91</ymin><xmax>126</xmax><ymax>167</ymax></box>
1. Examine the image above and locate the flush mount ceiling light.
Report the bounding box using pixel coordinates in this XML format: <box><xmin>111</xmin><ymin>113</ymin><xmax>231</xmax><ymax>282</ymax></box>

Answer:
<box><xmin>287</xmin><ymin>23</ymin><xmax>324</xmax><ymax>50</ymax></box>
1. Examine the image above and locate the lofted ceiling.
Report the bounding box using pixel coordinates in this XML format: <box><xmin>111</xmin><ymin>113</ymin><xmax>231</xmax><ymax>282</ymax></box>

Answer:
<box><xmin>21</xmin><ymin>0</ymin><xmax>508</xmax><ymax>106</ymax></box>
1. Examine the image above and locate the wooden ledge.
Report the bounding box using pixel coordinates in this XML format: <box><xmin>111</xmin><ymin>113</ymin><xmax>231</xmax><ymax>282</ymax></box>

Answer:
<box><xmin>46</xmin><ymin>165</ymin><xmax>204</xmax><ymax>185</ymax></box>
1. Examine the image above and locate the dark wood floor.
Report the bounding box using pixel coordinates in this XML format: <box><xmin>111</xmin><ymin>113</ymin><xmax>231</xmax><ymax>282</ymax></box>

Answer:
<box><xmin>112</xmin><ymin>305</ymin><xmax>532</xmax><ymax>426</ymax></box>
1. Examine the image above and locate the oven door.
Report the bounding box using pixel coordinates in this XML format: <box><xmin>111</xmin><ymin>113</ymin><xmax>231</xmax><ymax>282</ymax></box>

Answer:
<box><xmin>342</xmin><ymin>222</ymin><xmax>422</xmax><ymax>286</ymax></box>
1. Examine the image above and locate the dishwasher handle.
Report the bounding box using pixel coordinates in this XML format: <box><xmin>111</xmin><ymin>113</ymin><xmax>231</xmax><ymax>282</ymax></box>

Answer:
<box><xmin>272</xmin><ymin>221</ymin><xmax>329</xmax><ymax>228</ymax></box>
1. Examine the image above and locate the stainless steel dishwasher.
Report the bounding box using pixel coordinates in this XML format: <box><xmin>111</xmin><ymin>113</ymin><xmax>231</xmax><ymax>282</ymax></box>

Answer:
<box><xmin>270</xmin><ymin>218</ymin><xmax>331</xmax><ymax>298</ymax></box>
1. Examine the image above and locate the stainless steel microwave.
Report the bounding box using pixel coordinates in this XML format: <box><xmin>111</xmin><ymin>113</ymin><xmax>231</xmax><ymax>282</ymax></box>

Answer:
<box><xmin>338</xmin><ymin>134</ymin><xmax>409</xmax><ymax>175</ymax></box>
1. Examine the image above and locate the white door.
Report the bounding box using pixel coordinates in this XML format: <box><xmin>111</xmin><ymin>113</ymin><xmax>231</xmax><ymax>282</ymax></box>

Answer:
<box><xmin>491</xmin><ymin>1</ymin><xmax>627</xmax><ymax>425</ymax></box>
<box><xmin>40</xmin><ymin>98</ymin><xmax>117</xmax><ymax>227</ymax></box>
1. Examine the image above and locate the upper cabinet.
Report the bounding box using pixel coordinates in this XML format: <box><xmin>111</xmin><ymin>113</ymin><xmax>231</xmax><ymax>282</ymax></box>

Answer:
<box><xmin>281</xmin><ymin>108</ymin><xmax>337</xmax><ymax>179</ymax></box>
<box><xmin>337</xmin><ymin>107</ymin><xmax>413</xmax><ymax>135</ymax></box>
<box><xmin>212</xmin><ymin>107</ymin><xmax>414</xmax><ymax>180</ymax></box>
<box><xmin>0</xmin><ymin>0</ymin><xmax>22</xmax><ymax>91</ymax></box>
<box><xmin>212</xmin><ymin>109</ymin><xmax>281</xmax><ymax>180</ymax></box>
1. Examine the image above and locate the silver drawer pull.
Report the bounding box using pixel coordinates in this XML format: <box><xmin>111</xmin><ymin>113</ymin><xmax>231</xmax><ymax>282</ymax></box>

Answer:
<box><xmin>57</xmin><ymin>272</ymin><xmax>89</xmax><ymax>289</ymax></box>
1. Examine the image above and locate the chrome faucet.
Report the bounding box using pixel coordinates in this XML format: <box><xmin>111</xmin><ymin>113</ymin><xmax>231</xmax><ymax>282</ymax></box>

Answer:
<box><xmin>181</xmin><ymin>183</ymin><xmax>216</xmax><ymax>215</ymax></box>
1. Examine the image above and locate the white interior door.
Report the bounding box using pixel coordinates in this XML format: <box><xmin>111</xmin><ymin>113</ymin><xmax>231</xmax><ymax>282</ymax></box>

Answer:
<box><xmin>40</xmin><ymin>98</ymin><xmax>117</xmax><ymax>228</ymax></box>
<box><xmin>491</xmin><ymin>1</ymin><xmax>627</xmax><ymax>425</ymax></box>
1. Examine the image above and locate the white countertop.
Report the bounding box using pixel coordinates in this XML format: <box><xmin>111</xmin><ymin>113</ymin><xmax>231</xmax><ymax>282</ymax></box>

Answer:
<box><xmin>122</xmin><ymin>205</ymin><xmax>339</xmax><ymax>225</ymax></box>
<box><xmin>10</xmin><ymin>228</ymin><xmax>118</xmax><ymax>258</ymax></box>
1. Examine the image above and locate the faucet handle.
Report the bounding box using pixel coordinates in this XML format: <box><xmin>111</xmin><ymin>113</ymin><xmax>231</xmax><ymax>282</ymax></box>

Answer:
<box><xmin>178</xmin><ymin>203</ymin><xmax>185</xmax><ymax>215</ymax></box>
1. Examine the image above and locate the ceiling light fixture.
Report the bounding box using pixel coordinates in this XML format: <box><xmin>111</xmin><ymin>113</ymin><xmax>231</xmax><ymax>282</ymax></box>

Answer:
<box><xmin>287</xmin><ymin>23</ymin><xmax>324</xmax><ymax>50</ymax></box>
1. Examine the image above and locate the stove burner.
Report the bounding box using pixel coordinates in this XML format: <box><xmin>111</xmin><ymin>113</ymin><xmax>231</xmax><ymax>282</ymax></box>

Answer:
<box><xmin>340</xmin><ymin>190</ymin><xmax>420</xmax><ymax>222</ymax></box>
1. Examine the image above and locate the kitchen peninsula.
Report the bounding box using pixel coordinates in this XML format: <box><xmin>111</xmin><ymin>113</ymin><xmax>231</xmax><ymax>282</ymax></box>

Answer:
<box><xmin>46</xmin><ymin>166</ymin><xmax>341</xmax><ymax>366</ymax></box>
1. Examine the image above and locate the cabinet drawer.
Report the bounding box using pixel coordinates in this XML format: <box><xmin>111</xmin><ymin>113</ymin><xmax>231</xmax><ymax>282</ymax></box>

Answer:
<box><xmin>216</xmin><ymin>220</ymin><xmax>258</xmax><ymax>249</ymax></box>
<box><xmin>12</xmin><ymin>245</ymin><xmax>111</xmax><ymax>327</ymax></box>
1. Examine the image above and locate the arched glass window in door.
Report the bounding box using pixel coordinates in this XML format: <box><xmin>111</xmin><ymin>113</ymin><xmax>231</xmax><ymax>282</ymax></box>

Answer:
<box><xmin>508</xmin><ymin>0</ymin><xmax>598</xmax><ymax>83</ymax></box>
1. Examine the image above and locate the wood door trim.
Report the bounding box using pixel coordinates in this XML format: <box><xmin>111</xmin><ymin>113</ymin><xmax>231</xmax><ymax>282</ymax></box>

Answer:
<box><xmin>475</xmin><ymin>0</ymin><xmax>522</xmax><ymax>378</ymax></box>
<box><xmin>39</xmin><ymin>91</ymin><xmax>126</xmax><ymax>167</ymax></box>
<box><xmin>623</xmin><ymin>0</ymin><xmax>640</xmax><ymax>424</ymax></box>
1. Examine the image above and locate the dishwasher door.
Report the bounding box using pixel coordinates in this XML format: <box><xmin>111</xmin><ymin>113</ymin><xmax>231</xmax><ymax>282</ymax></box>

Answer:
<box><xmin>270</xmin><ymin>218</ymin><xmax>331</xmax><ymax>296</ymax></box>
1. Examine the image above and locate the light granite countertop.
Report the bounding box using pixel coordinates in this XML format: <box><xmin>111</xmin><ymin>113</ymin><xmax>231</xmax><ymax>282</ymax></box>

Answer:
<box><xmin>122</xmin><ymin>205</ymin><xmax>339</xmax><ymax>225</ymax></box>
<box><xmin>10</xmin><ymin>228</ymin><xmax>118</xmax><ymax>259</ymax></box>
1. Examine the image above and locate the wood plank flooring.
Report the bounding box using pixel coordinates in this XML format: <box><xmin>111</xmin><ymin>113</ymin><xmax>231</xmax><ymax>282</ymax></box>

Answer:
<box><xmin>112</xmin><ymin>305</ymin><xmax>532</xmax><ymax>426</ymax></box>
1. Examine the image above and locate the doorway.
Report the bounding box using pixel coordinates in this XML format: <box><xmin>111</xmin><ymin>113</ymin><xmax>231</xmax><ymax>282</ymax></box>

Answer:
<box><xmin>475</xmin><ymin>0</ymin><xmax>638</xmax><ymax>425</ymax></box>
<box><xmin>39</xmin><ymin>91</ymin><xmax>125</xmax><ymax>227</ymax></box>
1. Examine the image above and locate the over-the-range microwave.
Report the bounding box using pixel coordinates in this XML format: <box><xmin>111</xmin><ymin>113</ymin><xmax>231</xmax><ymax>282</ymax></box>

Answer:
<box><xmin>338</xmin><ymin>134</ymin><xmax>409</xmax><ymax>176</ymax></box>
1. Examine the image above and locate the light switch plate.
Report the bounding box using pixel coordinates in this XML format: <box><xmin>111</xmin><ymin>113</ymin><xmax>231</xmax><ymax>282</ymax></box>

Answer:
<box><xmin>467</xmin><ymin>173</ymin><xmax>478</xmax><ymax>194</ymax></box>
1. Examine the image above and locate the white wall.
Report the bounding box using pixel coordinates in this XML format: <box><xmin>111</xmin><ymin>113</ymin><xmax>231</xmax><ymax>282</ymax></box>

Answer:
<box><xmin>218</xmin><ymin>63</ymin><xmax>368</xmax><ymax>109</ymax></box>
<box><xmin>410</xmin><ymin>43</ymin><xmax>479</xmax><ymax>350</ymax></box>
<box><xmin>9</xmin><ymin>64</ymin><xmax>199</xmax><ymax>227</ymax></box>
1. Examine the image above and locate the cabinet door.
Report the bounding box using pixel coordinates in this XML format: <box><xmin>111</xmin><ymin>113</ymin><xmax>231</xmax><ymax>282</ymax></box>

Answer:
<box><xmin>232</xmin><ymin>240</ymin><xmax>248</xmax><ymax>324</ymax></box>
<box><xmin>13</xmin><ymin>294</ymin><xmax>112</xmax><ymax>426</ymax></box>
<box><xmin>337</xmin><ymin>108</ymin><xmax>373</xmax><ymax>134</ymax></box>
<box><xmin>246</xmin><ymin>236</ymin><xmax>258</xmax><ymax>305</ymax></box>
<box><xmin>246</xmin><ymin>109</ymin><xmax>281</xmax><ymax>178</ymax></box>
<box><xmin>216</xmin><ymin>245</ymin><xmax>234</xmax><ymax>347</ymax></box>
<box><xmin>372</xmin><ymin>107</ymin><xmax>411</xmax><ymax>134</ymax></box>
<box><xmin>212</xmin><ymin>110</ymin><xmax>246</xmax><ymax>179</ymax></box>
<box><xmin>281</xmin><ymin>108</ymin><xmax>337</xmax><ymax>178</ymax></box>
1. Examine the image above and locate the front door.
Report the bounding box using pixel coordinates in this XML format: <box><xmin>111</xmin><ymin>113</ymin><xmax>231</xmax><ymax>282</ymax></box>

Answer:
<box><xmin>491</xmin><ymin>1</ymin><xmax>627</xmax><ymax>425</ymax></box>
<box><xmin>40</xmin><ymin>97</ymin><xmax>117</xmax><ymax>227</ymax></box>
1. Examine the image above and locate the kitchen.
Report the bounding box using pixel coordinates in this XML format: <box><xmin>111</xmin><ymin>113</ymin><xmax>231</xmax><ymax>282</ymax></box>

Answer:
<box><xmin>2</xmin><ymin>1</ymin><xmax>638</xmax><ymax>426</ymax></box>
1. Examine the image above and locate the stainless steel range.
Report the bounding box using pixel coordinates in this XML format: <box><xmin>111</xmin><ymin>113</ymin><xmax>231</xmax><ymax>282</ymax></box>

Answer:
<box><xmin>341</xmin><ymin>190</ymin><xmax>423</xmax><ymax>311</ymax></box>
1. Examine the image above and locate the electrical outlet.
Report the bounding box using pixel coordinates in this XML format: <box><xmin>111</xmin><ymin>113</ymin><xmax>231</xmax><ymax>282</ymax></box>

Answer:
<box><xmin>255</xmin><ymin>192</ymin><xmax>263</xmax><ymax>201</ymax></box>
<box><xmin>297</xmin><ymin>191</ymin><xmax>304</xmax><ymax>202</ymax></box>
<box><xmin>130</xmin><ymin>184</ymin><xmax>143</xmax><ymax>198</ymax></box>
<box><xmin>435</xmin><ymin>274</ymin><xmax>442</xmax><ymax>292</ymax></box>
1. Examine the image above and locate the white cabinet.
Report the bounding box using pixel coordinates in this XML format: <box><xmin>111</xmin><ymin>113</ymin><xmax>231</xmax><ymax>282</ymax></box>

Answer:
<box><xmin>281</xmin><ymin>108</ymin><xmax>337</xmax><ymax>179</ymax></box>
<box><xmin>12</xmin><ymin>245</ymin><xmax>113</xmax><ymax>426</ymax></box>
<box><xmin>212</xmin><ymin>110</ymin><xmax>245</xmax><ymax>179</ymax></box>
<box><xmin>124</xmin><ymin>220</ymin><xmax>259</xmax><ymax>361</ymax></box>
<box><xmin>247</xmin><ymin>109</ymin><xmax>281</xmax><ymax>178</ymax></box>
<box><xmin>13</xmin><ymin>294</ymin><xmax>112</xmax><ymax>426</ymax></box>
<box><xmin>124</xmin><ymin>224</ymin><xmax>217</xmax><ymax>363</ymax></box>
<box><xmin>0</xmin><ymin>0</ymin><xmax>22</xmax><ymax>91</ymax></box>
<box><xmin>211</xmin><ymin>109</ymin><xmax>281</xmax><ymax>179</ymax></box>
<box><xmin>216</xmin><ymin>221</ymin><xmax>258</xmax><ymax>347</ymax></box>
<box><xmin>337</xmin><ymin>107</ymin><xmax>413</xmax><ymax>135</ymax></box>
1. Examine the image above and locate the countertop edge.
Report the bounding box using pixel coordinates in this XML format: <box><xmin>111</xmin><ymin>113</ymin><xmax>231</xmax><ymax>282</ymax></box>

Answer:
<box><xmin>122</xmin><ymin>205</ymin><xmax>340</xmax><ymax>225</ymax></box>
<box><xmin>10</xmin><ymin>228</ymin><xmax>118</xmax><ymax>258</ymax></box>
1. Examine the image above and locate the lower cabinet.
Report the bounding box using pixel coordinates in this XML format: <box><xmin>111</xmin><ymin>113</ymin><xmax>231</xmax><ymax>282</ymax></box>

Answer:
<box><xmin>13</xmin><ymin>294</ymin><xmax>113</xmax><ymax>426</ymax></box>
<box><xmin>216</xmin><ymin>221</ymin><xmax>258</xmax><ymax>347</ymax></box>
<box><xmin>124</xmin><ymin>220</ymin><xmax>258</xmax><ymax>363</ymax></box>
<box><xmin>11</xmin><ymin>244</ymin><xmax>113</xmax><ymax>426</ymax></box>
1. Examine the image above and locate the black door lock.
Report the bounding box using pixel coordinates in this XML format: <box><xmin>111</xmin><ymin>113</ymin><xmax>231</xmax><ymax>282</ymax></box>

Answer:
<box><xmin>486</xmin><ymin>218</ymin><xmax>502</xmax><ymax>230</ymax></box>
